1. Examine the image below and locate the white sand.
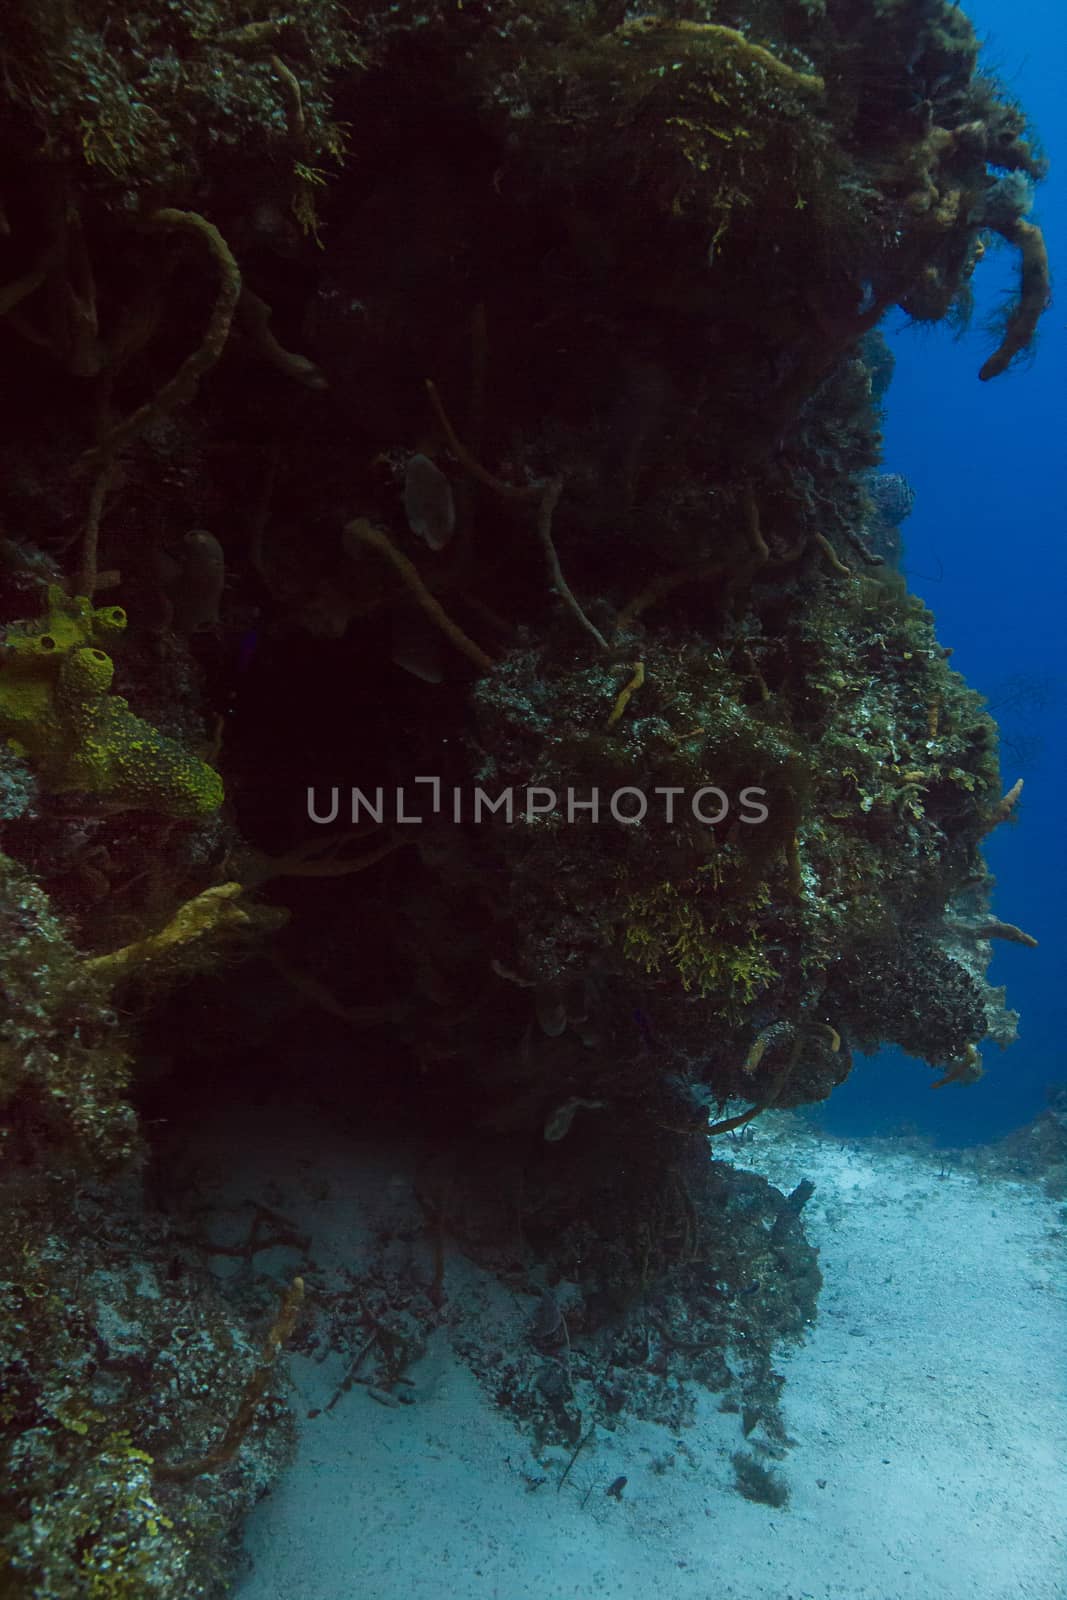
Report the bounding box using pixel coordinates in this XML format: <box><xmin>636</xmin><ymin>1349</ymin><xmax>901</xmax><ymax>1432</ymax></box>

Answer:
<box><xmin>200</xmin><ymin>1111</ymin><xmax>1066</xmax><ymax>1600</ymax></box>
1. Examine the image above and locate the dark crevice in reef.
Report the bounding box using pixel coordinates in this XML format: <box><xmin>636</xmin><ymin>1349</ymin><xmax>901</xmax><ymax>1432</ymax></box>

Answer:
<box><xmin>0</xmin><ymin>0</ymin><xmax>1047</xmax><ymax>1591</ymax></box>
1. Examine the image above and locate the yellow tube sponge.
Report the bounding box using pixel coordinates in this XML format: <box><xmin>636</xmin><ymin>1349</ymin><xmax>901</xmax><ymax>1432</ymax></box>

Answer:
<box><xmin>0</xmin><ymin>587</ymin><xmax>223</xmax><ymax>819</ymax></box>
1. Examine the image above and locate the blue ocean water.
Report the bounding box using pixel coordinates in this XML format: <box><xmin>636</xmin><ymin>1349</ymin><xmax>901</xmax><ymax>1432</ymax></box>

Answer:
<box><xmin>815</xmin><ymin>0</ymin><xmax>1066</xmax><ymax>1147</ymax></box>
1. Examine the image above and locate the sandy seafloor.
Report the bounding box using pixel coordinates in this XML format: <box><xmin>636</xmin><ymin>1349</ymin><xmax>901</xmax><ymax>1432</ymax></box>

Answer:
<box><xmin>194</xmin><ymin>1108</ymin><xmax>1066</xmax><ymax>1600</ymax></box>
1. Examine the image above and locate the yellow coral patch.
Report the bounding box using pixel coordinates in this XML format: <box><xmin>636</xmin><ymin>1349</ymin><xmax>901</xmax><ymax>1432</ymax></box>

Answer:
<box><xmin>0</xmin><ymin>590</ymin><xmax>222</xmax><ymax>818</ymax></box>
<box><xmin>622</xmin><ymin>873</ymin><xmax>775</xmax><ymax>1009</ymax></box>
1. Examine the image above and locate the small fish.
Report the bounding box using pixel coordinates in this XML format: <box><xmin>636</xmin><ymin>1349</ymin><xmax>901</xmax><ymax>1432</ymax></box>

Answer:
<box><xmin>167</xmin><ymin>530</ymin><xmax>225</xmax><ymax>633</ymax></box>
<box><xmin>404</xmin><ymin>454</ymin><xmax>456</xmax><ymax>551</ymax></box>
<box><xmin>535</xmin><ymin>981</ymin><xmax>568</xmax><ymax>1038</ymax></box>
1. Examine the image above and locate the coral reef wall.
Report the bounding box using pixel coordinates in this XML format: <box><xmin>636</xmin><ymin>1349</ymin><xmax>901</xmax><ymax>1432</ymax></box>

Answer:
<box><xmin>0</xmin><ymin>0</ymin><xmax>1047</xmax><ymax>1591</ymax></box>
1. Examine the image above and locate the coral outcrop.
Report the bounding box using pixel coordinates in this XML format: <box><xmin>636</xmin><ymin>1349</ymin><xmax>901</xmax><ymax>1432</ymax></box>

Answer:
<box><xmin>0</xmin><ymin>0</ymin><xmax>1049</xmax><ymax>1584</ymax></box>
